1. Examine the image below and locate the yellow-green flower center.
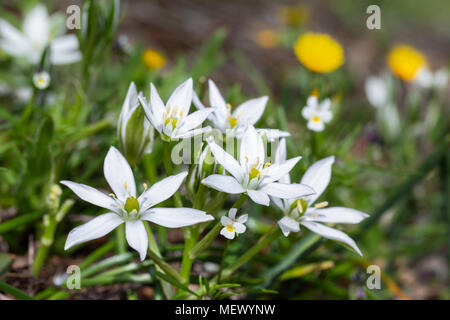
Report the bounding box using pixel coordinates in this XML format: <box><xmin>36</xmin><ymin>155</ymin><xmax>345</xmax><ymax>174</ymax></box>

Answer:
<box><xmin>164</xmin><ymin>117</ymin><xmax>178</xmax><ymax>128</ymax></box>
<box><xmin>124</xmin><ymin>197</ymin><xmax>140</xmax><ymax>214</ymax></box>
<box><xmin>226</xmin><ymin>225</ymin><xmax>235</xmax><ymax>233</ymax></box>
<box><xmin>289</xmin><ymin>198</ymin><xmax>308</xmax><ymax>217</ymax></box>
<box><xmin>249</xmin><ymin>167</ymin><xmax>261</xmax><ymax>180</ymax></box>
<box><xmin>228</xmin><ymin>116</ymin><xmax>238</xmax><ymax>128</ymax></box>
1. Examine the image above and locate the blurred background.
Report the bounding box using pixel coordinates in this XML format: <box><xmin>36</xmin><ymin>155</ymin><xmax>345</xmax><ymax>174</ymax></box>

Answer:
<box><xmin>0</xmin><ymin>0</ymin><xmax>449</xmax><ymax>300</ymax></box>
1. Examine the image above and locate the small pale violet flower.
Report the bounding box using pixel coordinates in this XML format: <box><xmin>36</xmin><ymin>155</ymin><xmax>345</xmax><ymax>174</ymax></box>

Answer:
<box><xmin>0</xmin><ymin>5</ymin><xmax>81</xmax><ymax>65</ymax></box>
<box><xmin>61</xmin><ymin>146</ymin><xmax>213</xmax><ymax>260</ymax></box>
<box><xmin>139</xmin><ymin>78</ymin><xmax>214</xmax><ymax>141</ymax></box>
<box><xmin>220</xmin><ymin>208</ymin><xmax>248</xmax><ymax>240</ymax></box>
<box><xmin>193</xmin><ymin>79</ymin><xmax>290</xmax><ymax>140</ymax></box>
<box><xmin>301</xmin><ymin>96</ymin><xmax>332</xmax><ymax>132</ymax></box>
<box><xmin>201</xmin><ymin>124</ymin><xmax>314</xmax><ymax>206</ymax></box>
<box><xmin>33</xmin><ymin>71</ymin><xmax>50</xmax><ymax>90</ymax></box>
<box><xmin>273</xmin><ymin>155</ymin><xmax>369</xmax><ymax>256</ymax></box>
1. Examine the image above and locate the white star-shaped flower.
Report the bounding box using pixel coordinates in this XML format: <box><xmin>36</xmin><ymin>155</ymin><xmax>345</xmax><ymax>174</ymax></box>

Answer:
<box><xmin>193</xmin><ymin>79</ymin><xmax>290</xmax><ymax>140</ymax></box>
<box><xmin>301</xmin><ymin>96</ymin><xmax>333</xmax><ymax>132</ymax></box>
<box><xmin>273</xmin><ymin>154</ymin><xmax>369</xmax><ymax>256</ymax></box>
<box><xmin>220</xmin><ymin>208</ymin><xmax>248</xmax><ymax>240</ymax></box>
<box><xmin>139</xmin><ymin>78</ymin><xmax>214</xmax><ymax>141</ymax></box>
<box><xmin>201</xmin><ymin>124</ymin><xmax>314</xmax><ymax>206</ymax></box>
<box><xmin>61</xmin><ymin>146</ymin><xmax>214</xmax><ymax>260</ymax></box>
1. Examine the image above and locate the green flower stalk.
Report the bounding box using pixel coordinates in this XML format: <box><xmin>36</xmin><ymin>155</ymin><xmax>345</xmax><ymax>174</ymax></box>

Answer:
<box><xmin>33</xmin><ymin>185</ymin><xmax>74</xmax><ymax>277</ymax></box>
<box><xmin>118</xmin><ymin>82</ymin><xmax>154</xmax><ymax>167</ymax></box>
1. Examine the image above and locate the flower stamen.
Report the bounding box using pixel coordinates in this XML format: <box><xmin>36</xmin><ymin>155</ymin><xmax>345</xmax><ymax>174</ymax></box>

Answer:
<box><xmin>314</xmin><ymin>201</ymin><xmax>329</xmax><ymax>209</ymax></box>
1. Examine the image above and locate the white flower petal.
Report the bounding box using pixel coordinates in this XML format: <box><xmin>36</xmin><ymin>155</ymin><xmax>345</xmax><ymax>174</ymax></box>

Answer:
<box><xmin>0</xmin><ymin>19</ymin><xmax>30</xmax><ymax>56</ymax></box>
<box><xmin>233</xmin><ymin>96</ymin><xmax>268</xmax><ymax>125</ymax></box>
<box><xmin>319</xmin><ymin>109</ymin><xmax>333</xmax><ymax>123</ymax></box>
<box><xmin>60</xmin><ymin>180</ymin><xmax>117</xmax><ymax>212</ymax></box>
<box><xmin>103</xmin><ymin>146</ymin><xmax>136</xmax><ymax>199</ymax></box>
<box><xmin>301</xmin><ymin>221</ymin><xmax>363</xmax><ymax>256</ymax></box>
<box><xmin>149</xmin><ymin>83</ymin><xmax>165</xmax><ymax>125</ymax></box>
<box><xmin>306</xmin><ymin>96</ymin><xmax>318</xmax><ymax>107</ymax></box>
<box><xmin>50</xmin><ymin>50</ymin><xmax>82</xmax><ymax>65</ymax></box>
<box><xmin>174</xmin><ymin>126</ymin><xmax>211</xmax><ymax>139</ymax></box>
<box><xmin>304</xmin><ymin>207</ymin><xmax>369</xmax><ymax>224</ymax></box>
<box><xmin>301</xmin><ymin>105</ymin><xmax>315</xmax><ymax>120</ymax></box>
<box><xmin>142</xmin><ymin>208</ymin><xmax>214</xmax><ymax>228</ymax></box>
<box><xmin>201</xmin><ymin>174</ymin><xmax>244</xmax><ymax>194</ymax></box>
<box><xmin>50</xmin><ymin>34</ymin><xmax>79</xmax><ymax>52</ymax></box>
<box><xmin>307</xmin><ymin>119</ymin><xmax>325</xmax><ymax>132</ymax></box>
<box><xmin>239</xmin><ymin>125</ymin><xmax>265</xmax><ymax>169</ymax></box>
<box><xmin>233</xmin><ymin>222</ymin><xmax>246</xmax><ymax>234</ymax></box>
<box><xmin>271</xmin><ymin>196</ymin><xmax>287</xmax><ymax>212</ymax></box>
<box><xmin>177</xmin><ymin>108</ymin><xmax>215</xmax><ymax>133</ymax></box>
<box><xmin>261</xmin><ymin>182</ymin><xmax>314</xmax><ymax>199</ymax></box>
<box><xmin>228</xmin><ymin>208</ymin><xmax>237</xmax><ymax>220</ymax></box>
<box><xmin>23</xmin><ymin>5</ymin><xmax>49</xmax><ymax>48</ymax></box>
<box><xmin>208</xmin><ymin>79</ymin><xmax>228</xmax><ymax>120</ymax></box>
<box><xmin>139</xmin><ymin>94</ymin><xmax>161</xmax><ymax>130</ymax></box>
<box><xmin>65</xmin><ymin>213</ymin><xmax>123</xmax><ymax>250</ymax></box>
<box><xmin>264</xmin><ymin>156</ymin><xmax>302</xmax><ymax>184</ymax></box>
<box><xmin>208</xmin><ymin>140</ymin><xmax>245</xmax><ymax>182</ymax></box>
<box><xmin>365</xmin><ymin>76</ymin><xmax>388</xmax><ymax>108</ymax></box>
<box><xmin>237</xmin><ymin>213</ymin><xmax>248</xmax><ymax>224</ymax></box>
<box><xmin>125</xmin><ymin>220</ymin><xmax>148</xmax><ymax>261</ymax></box>
<box><xmin>301</xmin><ymin>156</ymin><xmax>334</xmax><ymax>205</ymax></box>
<box><xmin>192</xmin><ymin>90</ymin><xmax>206</xmax><ymax>109</ymax></box>
<box><xmin>275</xmin><ymin>139</ymin><xmax>286</xmax><ymax>164</ymax></box>
<box><xmin>257</xmin><ymin>128</ymin><xmax>291</xmax><ymax>142</ymax></box>
<box><xmin>118</xmin><ymin>82</ymin><xmax>139</xmax><ymax>137</ymax></box>
<box><xmin>166</xmin><ymin>78</ymin><xmax>193</xmax><ymax>117</ymax></box>
<box><xmin>221</xmin><ymin>215</ymin><xmax>233</xmax><ymax>226</ymax></box>
<box><xmin>278</xmin><ymin>216</ymin><xmax>300</xmax><ymax>237</ymax></box>
<box><xmin>139</xmin><ymin>171</ymin><xmax>187</xmax><ymax>208</ymax></box>
<box><xmin>247</xmin><ymin>189</ymin><xmax>270</xmax><ymax>206</ymax></box>
<box><xmin>220</xmin><ymin>227</ymin><xmax>235</xmax><ymax>239</ymax></box>
<box><xmin>319</xmin><ymin>98</ymin><xmax>331</xmax><ymax>111</ymax></box>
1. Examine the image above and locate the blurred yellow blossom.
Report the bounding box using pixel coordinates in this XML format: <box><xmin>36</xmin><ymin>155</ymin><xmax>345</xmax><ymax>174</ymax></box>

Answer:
<box><xmin>387</xmin><ymin>45</ymin><xmax>428</xmax><ymax>81</ymax></box>
<box><xmin>254</xmin><ymin>29</ymin><xmax>279</xmax><ymax>49</ymax></box>
<box><xmin>142</xmin><ymin>49</ymin><xmax>165</xmax><ymax>70</ymax></box>
<box><xmin>309</xmin><ymin>88</ymin><xmax>319</xmax><ymax>98</ymax></box>
<box><xmin>280</xmin><ymin>5</ymin><xmax>310</xmax><ymax>26</ymax></box>
<box><xmin>294</xmin><ymin>32</ymin><xmax>344</xmax><ymax>73</ymax></box>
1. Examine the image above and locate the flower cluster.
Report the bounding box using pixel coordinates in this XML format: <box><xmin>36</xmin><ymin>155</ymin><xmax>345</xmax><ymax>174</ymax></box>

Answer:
<box><xmin>61</xmin><ymin>77</ymin><xmax>369</xmax><ymax>260</ymax></box>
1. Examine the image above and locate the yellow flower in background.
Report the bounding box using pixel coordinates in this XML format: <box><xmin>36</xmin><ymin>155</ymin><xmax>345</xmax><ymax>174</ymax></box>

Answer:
<box><xmin>142</xmin><ymin>49</ymin><xmax>165</xmax><ymax>70</ymax></box>
<box><xmin>294</xmin><ymin>32</ymin><xmax>344</xmax><ymax>73</ymax></box>
<box><xmin>387</xmin><ymin>45</ymin><xmax>428</xmax><ymax>81</ymax></box>
<box><xmin>254</xmin><ymin>29</ymin><xmax>279</xmax><ymax>49</ymax></box>
<box><xmin>280</xmin><ymin>5</ymin><xmax>310</xmax><ymax>26</ymax></box>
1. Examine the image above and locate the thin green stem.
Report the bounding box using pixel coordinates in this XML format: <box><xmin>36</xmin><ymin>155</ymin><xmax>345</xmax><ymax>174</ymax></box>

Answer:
<box><xmin>217</xmin><ymin>240</ymin><xmax>230</xmax><ymax>284</ymax></box>
<box><xmin>180</xmin><ymin>227</ymin><xmax>199</xmax><ymax>283</ymax></box>
<box><xmin>189</xmin><ymin>222</ymin><xmax>222</xmax><ymax>259</ymax></box>
<box><xmin>68</xmin><ymin>119</ymin><xmax>111</xmax><ymax>143</ymax></box>
<box><xmin>144</xmin><ymin>222</ymin><xmax>174</xmax><ymax>299</ymax></box>
<box><xmin>232</xmin><ymin>193</ymin><xmax>248</xmax><ymax>209</ymax></box>
<box><xmin>115</xmin><ymin>223</ymin><xmax>127</xmax><ymax>254</ymax></box>
<box><xmin>0</xmin><ymin>280</ymin><xmax>34</xmax><ymax>300</ymax></box>
<box><xmin>162</xmin><ymin>141</ymin><xmax>173</xmax><ymax>175</ymax></box>
<box><xmin>33</xmin><ymin>200</ymin><xmax>74</xmax><ymax>276</ymax></box>
<box><xmin>0</xmin><ymin>210</ymin><xmax>46</xmax><ymax>234</ymax></box>
<box><xmin>79</xmin><ymin>241</ymin><xmax>115</xmax><ymax>269</ymax></box>
<box><xmin>162</xmin><ymin>141</ymin><xmax>183</xmax><ymax>207</ymax></box>
<box><xmin>219</xmin><ymin>223</ymin><xmax>280</xmax><ymax>281</ymax></box>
